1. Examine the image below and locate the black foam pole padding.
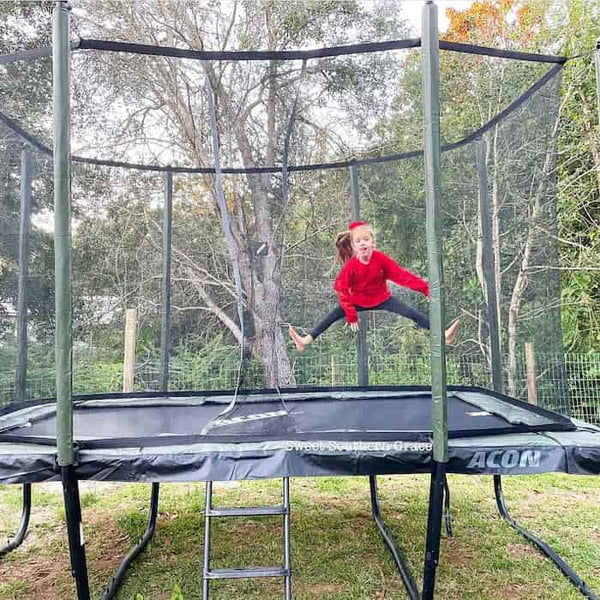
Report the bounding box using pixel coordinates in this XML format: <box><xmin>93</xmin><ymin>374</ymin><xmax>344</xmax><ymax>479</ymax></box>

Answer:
<box><xmin>61</xmin><ymin>466</ymin><xmax>91</xmax><ymax>600</ymax></box>
<box><xmin>439</xmin><ymin>40</ymin><xmax>566</xmax><ymax>64</ymax></box>
<box><xmin>1</xmin><ymin>38</ymin><xmax>567</xmax><ymax>65</ymax></box>
<box><xmin>78</xmin><ymin>37</ymin><xmax>421</xmax><ymax>61</ymax></box>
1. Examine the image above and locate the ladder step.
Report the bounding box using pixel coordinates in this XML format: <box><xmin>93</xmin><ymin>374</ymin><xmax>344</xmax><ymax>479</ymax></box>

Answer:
<box><xmin>206</xmin><ymin>566</ymin><xmax>289</xmax><ymax>580</ymax></box>
<box><xmin>206</xmin><ymin>506</ymin><xmax>287</xmax><ymax>517</ymax></box>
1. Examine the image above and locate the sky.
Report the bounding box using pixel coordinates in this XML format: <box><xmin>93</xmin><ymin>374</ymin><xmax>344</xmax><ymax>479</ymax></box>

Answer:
<box><xmin>402</xmin><ymin>0</ymin><xmax>477</xmax><ymax>33</ymax></box>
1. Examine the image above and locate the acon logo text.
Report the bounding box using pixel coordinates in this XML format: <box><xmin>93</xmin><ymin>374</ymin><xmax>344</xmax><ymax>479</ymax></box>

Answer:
<box><xmin>466</xmin><ymin>449</ymin><xmax>541</xmax><ymax>470</ymax></box>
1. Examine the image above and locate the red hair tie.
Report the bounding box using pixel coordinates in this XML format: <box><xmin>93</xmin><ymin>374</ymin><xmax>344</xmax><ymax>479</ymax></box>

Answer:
<box><xmin>349</xmin><ymin>221</ymin><xmax>367</xmax><ymax>230</ymax></box>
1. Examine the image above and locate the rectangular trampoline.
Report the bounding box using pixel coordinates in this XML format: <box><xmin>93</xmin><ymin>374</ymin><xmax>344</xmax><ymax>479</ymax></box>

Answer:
<box><xmin>2</xmin><ymin>386</ymin><xmax>599</xmax><ymax>484</ymax></box>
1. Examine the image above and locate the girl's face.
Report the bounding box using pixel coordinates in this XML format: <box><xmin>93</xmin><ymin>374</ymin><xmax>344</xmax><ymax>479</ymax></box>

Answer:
<box><xmin>351</xmin><ymin>227</ymin><xmax>375</xmax><ymax>262</ymax></box>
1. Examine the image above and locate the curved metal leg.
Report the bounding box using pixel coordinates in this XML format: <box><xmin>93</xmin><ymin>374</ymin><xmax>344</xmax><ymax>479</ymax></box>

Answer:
<box><xmin>369</xmin><ymin>475</ymin><xmax>420</xmax><ymax>600</ymax></box>
<box><xmin>0</xmin><ymin>483</ymin><xmax>32</xmax><ymax>557</ymax></box>
<box><xmin>102</xmin><ymin>482</ymin><xmax>160</xmax><ymax>600</ymax></box>
<box><xmin>443</xmin><ymin>475</ymin><xmax>452</xmax><ymax>538</ymax></box>
<box><xmin>494</xmin><ymin>475</ymin><xmax>598</xmax><ymax>600</ymax></box>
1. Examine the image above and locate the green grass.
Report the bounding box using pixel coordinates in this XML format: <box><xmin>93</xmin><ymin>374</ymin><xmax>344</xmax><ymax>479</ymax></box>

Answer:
<box><xmin>0</xmin><ymin>475</ymin><xmax>598</xmax><ymax>599</ymax></box>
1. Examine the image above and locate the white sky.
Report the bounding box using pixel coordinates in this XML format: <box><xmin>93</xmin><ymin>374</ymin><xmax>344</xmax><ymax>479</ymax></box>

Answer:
<box><xmin>402</xmin><ymin>0</ymin><xmax>477</xmax><ymax>33</ymax></box>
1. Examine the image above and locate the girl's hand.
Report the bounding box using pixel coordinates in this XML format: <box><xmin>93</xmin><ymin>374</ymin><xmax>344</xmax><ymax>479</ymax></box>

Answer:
<box><xmin>346</xmin><ymin>321</ymin><xmax>359</xmax><ymax>332</ymax></box>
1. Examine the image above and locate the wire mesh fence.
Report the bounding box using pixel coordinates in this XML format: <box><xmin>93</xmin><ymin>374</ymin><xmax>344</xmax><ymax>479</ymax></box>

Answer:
<box><xmin>2</xmin><ymin>350</ymin><xmax>598</xmax><ymax>424</ymax></box>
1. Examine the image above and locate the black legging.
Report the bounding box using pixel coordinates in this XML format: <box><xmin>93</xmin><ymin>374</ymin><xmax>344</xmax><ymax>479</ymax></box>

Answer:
<box><xmin>309</xmin><ymin>296</ymin><xmax>429</xmax><ymax>340</ymax></box>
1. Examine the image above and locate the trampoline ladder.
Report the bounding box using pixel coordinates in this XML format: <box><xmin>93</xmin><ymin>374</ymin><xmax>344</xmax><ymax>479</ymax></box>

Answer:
<box><xmin>202</xmin><ymin>478</ymin><xmax>292</xmax><ymax>599</ymax></box>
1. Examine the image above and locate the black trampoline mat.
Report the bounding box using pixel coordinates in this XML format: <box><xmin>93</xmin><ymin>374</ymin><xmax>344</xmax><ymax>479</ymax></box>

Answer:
<box><xmin>4</xmin><ymin>389</ymin><xmax>570</xmax><ymax>443</ymax></box>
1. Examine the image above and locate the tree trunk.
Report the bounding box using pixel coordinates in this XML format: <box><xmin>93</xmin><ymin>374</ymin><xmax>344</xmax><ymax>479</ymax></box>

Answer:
<box><xmin>506</xmin><ymin>120</ymin><xmax>559</xmax><ymax>396</ymax></box>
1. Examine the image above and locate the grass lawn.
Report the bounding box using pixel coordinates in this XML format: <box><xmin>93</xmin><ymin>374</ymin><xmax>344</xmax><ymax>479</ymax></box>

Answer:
<box><xmin>0</xmin><ymin>473</ymin><xmax>599</xmax><ymax>599</ymax></box>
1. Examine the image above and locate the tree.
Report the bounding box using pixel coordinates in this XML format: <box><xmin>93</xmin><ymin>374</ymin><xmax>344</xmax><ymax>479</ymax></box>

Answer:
<box><xmin>68</xmin><ymin>0</ymin><xmax>406</xmax><ymax>386</ymax></box>
<box><xmin>550</xmin><ymin>0</ymin><xmax>600</xmax><ymax>352</ymax></box>
<box><xmin>443</xmin><ymin>0</ymin><xmax>566</xmax><ymax>395</ymax></box>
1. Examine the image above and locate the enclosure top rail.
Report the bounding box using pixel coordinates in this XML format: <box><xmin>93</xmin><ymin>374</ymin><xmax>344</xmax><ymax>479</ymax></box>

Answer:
<box><xmin>0</xmin><ymin>37</ymin><xmax>566</xmax><ymax>67</ymax></box>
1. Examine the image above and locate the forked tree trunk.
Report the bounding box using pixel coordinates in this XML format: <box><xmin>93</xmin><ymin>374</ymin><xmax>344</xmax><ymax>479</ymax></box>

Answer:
<box><xmin>506</xmin><ymin>120</ymin><xmax>559</xmax><ymax>396</ymax></box>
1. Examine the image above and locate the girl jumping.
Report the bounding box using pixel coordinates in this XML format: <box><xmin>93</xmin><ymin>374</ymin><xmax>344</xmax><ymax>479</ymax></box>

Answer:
<box><xmin>288</xmin><ymin>221</ymin><xmax>460</xmax><ymax>351</ymax></box>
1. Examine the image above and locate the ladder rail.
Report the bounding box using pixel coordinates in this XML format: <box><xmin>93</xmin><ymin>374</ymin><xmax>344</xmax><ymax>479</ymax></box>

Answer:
<box><xmin>283</xmin><ymin>477</ymin><xmax>292</xmax><ymax>600</ymax></box>
<box><xmin>203</xmin><ymin>481</ymin><xmax>213</xmax><ymax>600</ymax></box>
<box><xmin>202</xmin><ymin>478</ymin><xmax>292</xmax><ymax>600</ymax></box>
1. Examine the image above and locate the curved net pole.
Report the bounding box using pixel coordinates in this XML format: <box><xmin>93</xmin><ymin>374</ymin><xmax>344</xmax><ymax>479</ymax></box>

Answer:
<box><xmin>421</xmin><ymin>2</ymin><xmax>447</xmax><ymax>599</ymax></box>
<box><xmin>159</xmin><ymin>171</ymin><xmax>173</xmax><ymax>392</ymax></box>
<box><xmin>53</xmin><ymin>3</ymin><xmax>91</xmax><ymax>599</ymax></box>
<box><xmin>270</xmin><ymin>58</ymin><xmax>307</xmax><ymax>393</ymax></box>
<box><xmin>349</xmin><ymin>162</ymin><xmax>369</xmax><ymax>386</ymax></box>
<box><xmin>15</xmin><ymin>149</ymin><xmax>32</xmax><ymax>403</ymax></box>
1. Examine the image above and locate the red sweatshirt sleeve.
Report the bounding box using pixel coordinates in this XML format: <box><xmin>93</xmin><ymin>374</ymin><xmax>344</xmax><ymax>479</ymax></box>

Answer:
<box><xmin>333</xmin><ymin>262</ymin><xmax>358</xmax><ymax>323</ymax></box>
<box><xmin>381</xmin><ymin>252</ymin><xmax>429</xmax><ymax>298</ymax></box>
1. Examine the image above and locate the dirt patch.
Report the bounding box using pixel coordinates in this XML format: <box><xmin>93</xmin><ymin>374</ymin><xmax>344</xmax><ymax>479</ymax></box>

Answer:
<box><xmin>442</xmin><ymin>538</ymin><xmax>475</xmax><ymax>567</ymax></box>
<box><xmin>0</xmin><ymin>545</ymin><xmax>72</xmax><ymax>600</ymax></box>
<box><xmin>520</xmin><ymin>488</ymin><xmax>599</xmax><ymax>506</ymax></box>
<box><xmin>229</xmin><ymin>520</ymin><xmax>278</xmax><ymax>535</ymax></box>
<box><xmin>506</xmin><ymin>542</ymin><xmax>532</xmax><ymax>559</ymax></box>
<box><xmin>296</xmin><ymin>583</ymin><xmax>346</xmax><ymax>598</ymax></box>
<box><xmin>370</xmin><ymin>590</ymin><xmax>394</xmax><ymax>600</ymax></box>
<box><xmin>0</xmin><ymin>509</ymin><xmax>132</xmax><ymax>599</ymax></box>
<box><xmin>496</xmin><ymin>583</ymin><xmax>544</xmax><ymax>599</ymax></box>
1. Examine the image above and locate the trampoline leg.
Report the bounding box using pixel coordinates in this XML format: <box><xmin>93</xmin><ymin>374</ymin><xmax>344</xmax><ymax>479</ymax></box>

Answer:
<box><xmin>422</xmin><ymin>460</ymin><xmax>446</xmax><ymax>600</ymax></box>
<box><xmin>103</xmin><ymin>482</ymin><xmax>160</xmax><ymax>600</ymax></box>
<box><xmin>0</xmin><ymin>483</ymin><xmax>32</xmax><ymax>557</ymax></box>
<box><xmin>61</xmin><ymin>466</ymin><xmax>91</xmax><ymax>600</ymax></box>
<box><xmin>369</xmin><ymin>475</ymin><xmax>420</xmax><ymax>600</ymax></box>
<box><xmin>494</xmin><ymin>475</ymin><xmax>598</xmax><ymax>600</ymax></box>
<box><xmin>443</xmin><ymin>475</ymin><xmax>452</xmax><ymax>538</ymax></box>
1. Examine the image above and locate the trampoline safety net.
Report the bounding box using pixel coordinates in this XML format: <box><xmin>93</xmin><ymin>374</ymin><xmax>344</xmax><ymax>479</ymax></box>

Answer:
<box><xmin>0</xmin><ymin>4</ymin><xmax>568</xmax><ymax>416</ymax></box>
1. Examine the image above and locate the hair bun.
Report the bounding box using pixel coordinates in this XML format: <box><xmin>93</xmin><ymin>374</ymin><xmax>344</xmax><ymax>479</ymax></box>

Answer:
<box><xmin>349</xmin><ymin>221</ymin><xmax>367</xmax><ymax>230</ymax></box>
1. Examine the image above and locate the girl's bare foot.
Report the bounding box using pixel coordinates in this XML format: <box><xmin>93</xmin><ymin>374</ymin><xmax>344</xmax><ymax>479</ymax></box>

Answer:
<box><xmin>445</xmin><ymin>318</ymin><xmax>460</xmax><ymax>346</ymax></box>
<box><xmin>288</xmin><ymin>326</ymin><xmax>313</xmax><ymax>352</ymax></box>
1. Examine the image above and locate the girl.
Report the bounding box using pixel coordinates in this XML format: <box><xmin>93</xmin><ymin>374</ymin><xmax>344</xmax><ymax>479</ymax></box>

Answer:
<box><xmin>288</xmin><ymin>221</ymin><xmax>460</xmax><ymax>351</ymax></box>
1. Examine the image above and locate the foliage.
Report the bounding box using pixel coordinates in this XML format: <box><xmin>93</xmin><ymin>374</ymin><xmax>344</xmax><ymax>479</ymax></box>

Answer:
<box><xmin>550</xmin><ymin>0</ymin><xmax>600</xmax><ymax>351</ymax></box>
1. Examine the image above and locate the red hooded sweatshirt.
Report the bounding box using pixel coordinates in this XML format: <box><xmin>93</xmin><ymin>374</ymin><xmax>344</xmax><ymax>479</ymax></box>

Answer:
<box><xmin>334</xmin><ymin>250</ymin><xmax>429</xmax><ymax>323</ymax></box>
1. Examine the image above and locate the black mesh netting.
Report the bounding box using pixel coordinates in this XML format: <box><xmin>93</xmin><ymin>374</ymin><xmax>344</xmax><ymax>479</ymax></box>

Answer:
<box><xmin>0</xmin><ymin>29</ymin><xmax>568</xmax><ymax>414</ymax></box>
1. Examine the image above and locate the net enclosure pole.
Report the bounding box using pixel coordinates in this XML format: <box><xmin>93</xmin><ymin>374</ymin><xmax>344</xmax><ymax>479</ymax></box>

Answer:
<box><xmin>54</xmin><ymin>3</ymin><xmax>92</xmax><ymax>598</ymax></box>
<box><xmin>421</xmin><ymin>3</ymin><xmax>447</xmax><ymax>599</ymax></box>
<box><xmin>422</xmin><ymin>0</ymin><xmax>447</xmax><ymax>462</ymax></box>
<box><xmin>476</xmin><ymin>138</ymin><xmax>503</xmax><ymax>393</ymax></box>
<box><xmin>15</xmin><ymin>149</ymin><xmax>32</xmax><ymax>402</ymax></box>
<box><xmin>349</xmin><ymin>161</ymin><xmax>369</xmax><ymax>386</ymax></box>
<box><xmin>160</xmin><ymin>170</ymin><xmax>173</xmax><ymax>392</ymax></box>
<box><xmin>53</xmin><ymin>0</ymin><xmax>73</xmax><ymax>467</ymax></box>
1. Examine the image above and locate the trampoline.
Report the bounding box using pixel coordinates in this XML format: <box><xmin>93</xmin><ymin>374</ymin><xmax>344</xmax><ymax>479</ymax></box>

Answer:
<box><xmin>1</xmin><ymin>385</ymin><xmax>600</xmax><ymax>599</ymax></box>
<box><xmin>1</xmin><ymin>386</ymin><xmax>600</xmax><ymax>483</ymax></box>
<box><xmin>1</xmin><ymin>1</ymin><xmax>599</xmax><ymax>599</ymax></box>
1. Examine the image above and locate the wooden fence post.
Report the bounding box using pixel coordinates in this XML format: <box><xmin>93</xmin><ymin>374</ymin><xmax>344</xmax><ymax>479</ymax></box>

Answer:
<box><xmin>525</xmin><ymin>341</ymin><xmax>537</xmax><ymax>405</ymax></box>
<box><xmin>123</xmin><ymin>308</ymin><xmax>137</xmax><ymax>393</ymax></box>
<box><xmin>331</xmin><ymin>355</ymin><xmax>341</xmax><ymax>386</ymax></box>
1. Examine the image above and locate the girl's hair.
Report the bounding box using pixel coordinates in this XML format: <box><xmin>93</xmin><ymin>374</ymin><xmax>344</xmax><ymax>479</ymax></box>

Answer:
<box><xmin>335</xmin><ymin>231</ymin><xmax>353</xmax><ymax>265</ymax></box>
<box><xmin>335</xmin><ymin>224</ymin><xmax>375</xmax><ymax>265</ymax></box>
